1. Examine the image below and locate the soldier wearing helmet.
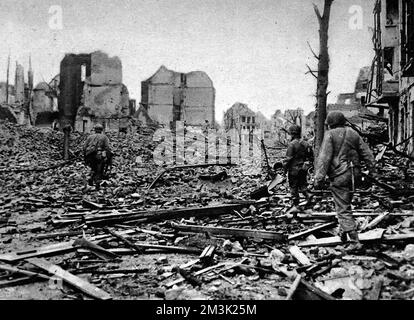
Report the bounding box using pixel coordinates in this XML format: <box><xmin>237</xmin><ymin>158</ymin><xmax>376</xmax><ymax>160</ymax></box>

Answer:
<box><xmin>314</xmin><ymin>111</ymin><xmax>376</xmax><ymax>250</ymax></box>
<box><xmin>83</xmin><ymin>123</ymin><xmax>112</xmax><ymax>188</ymax></box>
<box><xmin>282</xmin><ymin>124</ymin><xmax>313</xmax><ymax>209</ymax></box>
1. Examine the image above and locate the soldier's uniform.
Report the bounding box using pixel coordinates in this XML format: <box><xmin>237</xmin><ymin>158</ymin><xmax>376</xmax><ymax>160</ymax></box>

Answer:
<box><xmin>83</xmin><ymin>124</ymin><xmax>112</xmax><ymax>187</ymax></box>
<box><xmin>284</xmin><ymin>125</ymin><xmax>313</xmax><ymax>206</ymax></box>
<box><xmin>314</xmin><ymin>112</ymin><xmax>376</xmax><ymax>244</ymax></box>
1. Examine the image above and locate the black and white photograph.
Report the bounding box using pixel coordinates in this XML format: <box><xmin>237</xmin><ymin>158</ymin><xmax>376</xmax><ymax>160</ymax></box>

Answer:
<box><xmin>0</xmin><ymin>0</ymin><xmax>413</xmax><ymax>307</ymax></box>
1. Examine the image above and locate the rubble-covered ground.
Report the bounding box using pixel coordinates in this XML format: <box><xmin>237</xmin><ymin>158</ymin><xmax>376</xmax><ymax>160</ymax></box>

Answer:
<box><xmin>1</xmin><ymin>120</ymin><xmax>414</xmax><ymax>300</ymax></box>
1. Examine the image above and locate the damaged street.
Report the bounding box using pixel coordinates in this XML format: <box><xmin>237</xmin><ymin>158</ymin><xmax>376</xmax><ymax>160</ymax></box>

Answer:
<box><xmin>1</xmin><ymin>119</ymin><xmax>414</xmax><ymax>301</ymax></box>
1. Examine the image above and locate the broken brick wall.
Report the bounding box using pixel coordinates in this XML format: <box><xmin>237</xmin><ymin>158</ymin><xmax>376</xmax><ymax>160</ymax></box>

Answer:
<box><xmin>141</xmin><ymin>66</ymin><xmax>215</xmax><ymax>127</ymax></box>
<box><xmin>183</xmin><ymin>71</ymin><xmax>215</xmax><ymax>127</ymax></box>
<box><xmin>58</xmin><ymin>53</ymin><xmax>91</xmax><ymax>128</ymax></box>
<box><xmin>75</xmin><ymin>51</ymin><xmax>130</xmax><ymax>133</ymax></box>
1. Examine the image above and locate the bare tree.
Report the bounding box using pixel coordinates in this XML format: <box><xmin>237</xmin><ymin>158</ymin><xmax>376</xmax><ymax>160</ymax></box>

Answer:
<box><xmin>311</xmin><ymin>0</ymin><xmax>334</xmax><ymax>157</ymax></box>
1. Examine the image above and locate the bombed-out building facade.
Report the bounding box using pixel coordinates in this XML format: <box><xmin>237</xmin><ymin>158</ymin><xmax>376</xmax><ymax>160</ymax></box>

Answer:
<box><xmin>59</xmin><ymin>51</ymin><xmax>131</xmax><ymax>133</ymax></box>
<box><xmin>367</xmin><ymin>0</ymin><xmax>414</xmax><ymax>155</ymax></box>
<box><xmin>140</xmin><ymin>65</ymin><xmax>215</xmax><ymax>128</ymax></box>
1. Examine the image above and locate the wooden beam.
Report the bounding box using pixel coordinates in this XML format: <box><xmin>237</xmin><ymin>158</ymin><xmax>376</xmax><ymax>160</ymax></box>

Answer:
<box><xmin>298</xmin><ymin>212</ymin><xmax>411</xmax><ymax>219</ymax></box>
<box><xmin>361</xmin><ymin>212</ymin><xmax>391</xmax><ymax>231</ymax></box>
<box><xmin>298</xmin><ymin>229</ymin><xmax>385</xmax><ymax>247</ymax></box>
<box><xmin>170</xmin><ymin>222</ymin><xmax>286</xmax><ymax>241</ymax></box>
<box><xmin>104</xmin><ymin>228</ymin><xmax>143</xmax><ymax>254</ymax></box>
<box><xmin>73</xmin><ymin>237</ymin><xmax>119</xmax><ymax>260</ymax></box>
<box><xmin>289</xmin><ymin>246</ymin><xmax>312</xmax><ymax>266</ymax></box>
<box><xmin>288</xmin><ymin>222</ymin><xmax>336</xmax><ymax>240</ymax></box>
<box><xmin>0</xmin><ymin>264</ymin><xmax>51</xmax><ymax>280</ymax></box>
<box><xmin>27</xmin><ymin>258</ymin><xmax>112</xmax><ymax>300</ymax></box>
<box><xmin>0</xmin><ymin>276</ymin><xmax>48</xmax><ymax>288</ymax></box>
<box><xmin>86</xmin><ymin>203</ymin><xmax>254</xmax><ymax>227</ymax></box>
<box><xmin>165</xmin><ymin>260</ymin><xmax>246</xmax><ymax>288</ymax></box>
<box><xmin>0</xmin><ymin>230</ymin><xmax>138</xmax><ymax>263</ymax></box>
<box><xmin>0</xmin><ymin>241</ymin><xmax>75</xmax><ymax>263</ymax></box>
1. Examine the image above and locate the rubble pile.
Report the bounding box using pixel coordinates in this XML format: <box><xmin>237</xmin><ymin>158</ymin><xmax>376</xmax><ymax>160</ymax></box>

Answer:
<box><xmin>1</xmin><ymin>121</ymin><xmax>414</xmax><ymax>300</ymax></box>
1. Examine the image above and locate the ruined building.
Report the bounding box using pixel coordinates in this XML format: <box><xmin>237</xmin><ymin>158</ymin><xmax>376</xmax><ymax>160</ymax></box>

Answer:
<box><xmin>223</xmin><ymin>103</ymin><xmax>258</xmax><ymax>131</ymax></box>
<box><xmin>58</xmin><ymin>51</ymin><xmax>131</xmax><ymax>133</ymax></box>
<box><xmin>0</xmin><ymin>59</ymin><xmax>33</xmax><ymax>125</ymax></box>
<box><xmin>31</xmin><ymin>79</ymin><xmax>59</xmax><ymax>128</ymax></box>
<box><xmin>327</xmin><ymin>66</ymin><xmax>376</xmax><ymax>129</ymax></box>
<box><xmin>256</xmin><ymin>111</ymin><xmax>272</xmax><ymax>139</ymax></box>
<box><xmin>366</xmin><ymin>0</ymin><xmax>414</xmax><ymax>154</ymax></box>
<box><xmin>140</xmin><ymin>65</ymin><xmax>215</xmax><ymax>127</ymax></box>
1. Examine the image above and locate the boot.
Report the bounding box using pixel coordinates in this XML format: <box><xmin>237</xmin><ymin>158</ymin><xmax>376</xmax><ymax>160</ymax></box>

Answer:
<box><xmin>338</xmin><ymin>230</ymin><xmax>348</xmax><ymax>243</ymax></box>
<box><xmin>346</xmin><ymin>231</ymin><xmax>363</xmax><ymax>252</ymax></box>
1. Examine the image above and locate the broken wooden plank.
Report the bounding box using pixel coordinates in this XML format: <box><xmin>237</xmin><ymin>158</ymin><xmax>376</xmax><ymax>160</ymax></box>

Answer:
<box><xmin>289</xmin><ymin>246</ymin><xmax>312</xmax><ymax>266</ymax></box>
<box><xmin>361</xmin><ymin>212</ymin><xmax>391</xmax><ymax>231</ymax></box>
<box><xmin>82</xmin><ymin>199</ymin><xmax>104</xmax><ymax>210</ymax></box>
<box><xmin>165</xmin><ymin>262</ymin><xmax>232</xmax><ymax>288</ymax></box>
<box><xmin>383</xmin><ymin>232</ymin><xmax>414</xmax><ymax>242</ymax></box>
<box><xmin>288</xmin><ymin>222</ymin><xmax>337</xmax><ymax>241</ymax></box>
<box><xmin>33</xmin><ymin>230</ymin><xmax>84</xmax><ymax>240</ymax></box>
<box><xmin>298</xmin><ymin>212</ymin><xmax>411</xmax><ymax>219</ymax></box>
<box><xmin>86</xmin><ymin>204</ymin><xmax>253</xmax><ymax>227</ymax></box>
<box><xmin>104</xmin><ymin>228</ymin><xmax>143</xmax><ymax>254</ymax></box>
<box><xmin>78</xmin><ymin>268</ymin><xmax>149</xmax><ymax>275</ymax></box>
<box><xmin>0</xmin><ymin>241</ymin><xmax>75</xmax><ymax>263</ymax></box>
<box><xmin>73</xmin><ymin>237</ymin><xmax>118</xmax><ymax>260</ymax></box>
<box><xmin>0</xmin><ymin>276</ymin><xmax>48</xmax><ymax>288</ymax></box>
<box><xmin>0</xmin><ymin>229</ymin><xmax>139</xmax><ymax>263</ymax></box>
<box><xmin>0</xmin><ymin>264</ymin><xmax>51</xmax><ymax>281</ymax></box>
<box><xmin>298</xmin><ymin>229</ymin><xmax>385</xmax><ymax>247</ymax></box>
<box><xmin>111</xmin><ymin>243</ymin><xmax>201</xmax><ymax>254</ymax></box>
<box><xmin>27</xmin><ymin>258</ymin><xmax>112</xmax><ymax>300</ymax></box>
<box><xmin>170</xmin><ymin>222</ymin><xmax>286</xmax><ymax>241</ymax></box>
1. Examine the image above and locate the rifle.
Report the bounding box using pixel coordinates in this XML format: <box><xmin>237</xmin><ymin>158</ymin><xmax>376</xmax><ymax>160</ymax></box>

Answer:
<box><xmin>261</xmin><ymin>138</ymin><xmax>273</xmax><ymax>179</ymax></box>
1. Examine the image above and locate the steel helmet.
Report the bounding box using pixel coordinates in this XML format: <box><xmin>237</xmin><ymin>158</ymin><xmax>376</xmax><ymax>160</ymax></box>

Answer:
<box><xmin>288</xmin><ymin>125</ymin><xmax>301</xmax><ymax>136</ymax></box>
<box><xmin>94</xmin><ymin>123</ymin><xmax>104</xmax><ymax>132</ymax></box>
<box><xmin>325</xmin><ymin>111</ymin><xmax>346</xmax><ymax>128</ymax></box>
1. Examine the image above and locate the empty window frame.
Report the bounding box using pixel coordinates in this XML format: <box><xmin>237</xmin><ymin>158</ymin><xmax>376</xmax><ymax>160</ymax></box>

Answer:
<box><xmin>401</xmin><ymin>0</ymin><xmax>414</xmax><ymax>76</ymax></box>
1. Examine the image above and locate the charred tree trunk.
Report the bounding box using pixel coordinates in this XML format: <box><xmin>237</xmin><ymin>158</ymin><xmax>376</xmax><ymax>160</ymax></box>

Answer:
<box><xmin>314</xmin><ymin>0</ymin><xmax>333</xmax><ymax>158</ymax></box>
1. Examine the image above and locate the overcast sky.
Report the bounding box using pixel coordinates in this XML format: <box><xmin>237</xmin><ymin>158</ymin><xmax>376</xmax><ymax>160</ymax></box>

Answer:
<box><xmin>0</xmin><ymin>0</ymin><xmax>375</xmax><ymax>121</ymax></box>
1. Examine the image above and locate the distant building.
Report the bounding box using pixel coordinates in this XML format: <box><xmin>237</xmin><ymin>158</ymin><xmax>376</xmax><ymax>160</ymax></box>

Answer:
<box><xmin>141</xmin><ymin>65</ymin><xmax>215</xmax><ymax>127</ymax></box>
<box><xmin>328</xmin><ymin>66</ymin><xmax>377</xmax><ymax>129</ymax></box>
<box><xmin>0</xmin><ymin>82</ymin><xmax>15</xmax><ymax>104</ymax></box>
<box><xmin>32</xmin><ymin>82</ymin><xmax>59</xmax><ymax>127</ymax></box>
<box><xmin>223</xmin><ymin>102</ymin><xmax>258</xmax><ymax>131</ymax></box>
<box><xmin>256</xmin><ymin>111</ymin><xmax>272</xmax><ymax>138</ymax></box>
<box><xmin>0</xmin><ymin>59</ymin><xmax>33</xmax><ymax>125</ymax></box>
<box><xmin>58</xmin><ymin>51</ymin><xmax>131</xmax><ymax>133</ymax></box>
<box><xmin>270</xmin><ymin>109</ymin><xmax>287</xmax><ymax>142</ymax></box>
